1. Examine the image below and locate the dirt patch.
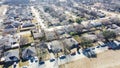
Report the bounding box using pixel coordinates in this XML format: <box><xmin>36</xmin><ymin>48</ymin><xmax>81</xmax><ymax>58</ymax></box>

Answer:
<box><xmin>59</xmin><ymin>50</ymin><xmax>120</xmax><ymax>68</ymax></box>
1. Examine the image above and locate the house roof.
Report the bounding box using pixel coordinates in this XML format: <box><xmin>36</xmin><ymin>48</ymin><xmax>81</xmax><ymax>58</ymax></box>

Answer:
<box><xmin>45</xmin><ymin>30</ymin><xmax>56</xmax><ymax>41</ymax></box>
<box><xmin>4</xmin><ymin>49</ymin><xmax>19</xmax><ymax>62</ymax></box>
<box><xmin>63</xmin><ymin>38</ymin><xmax>78</xmax><ymax>47</ymax></box>
<box><xmin>5</xmin><ymin>25</ymin><xmax>15</xmax><ymax>29</ymax></box>
<box><xmin>12</xmin><ymin>22</ymin><xmax>20</xmax><ymax>28</ymax></box>
<box><xmin>112</xmin><ymin>24</ymin><xmax>119</xmax><ymax>29</ymax></box>
<box><xmin>48</xmin><ymin>40</ymin><xmax>63</xmax><ymax>53</ymax></box>
<box><xmin>82</xmin><ymin>34</ymin><xmax>97</xmax><ymax>41</ymax></box>
<box><xmin>22</xmin><ymin>46</ymin><xmax>36</xmax><ymax>58</ymax></box>
<box><xmin>64</xmin><ymin>25</ymin><xmax>75</xmax><ymax>33</ymax></box>
<box><xmin>22</xmin><ymin>23</ymin><xmax>35</xmax><ymax>28</ymax></box>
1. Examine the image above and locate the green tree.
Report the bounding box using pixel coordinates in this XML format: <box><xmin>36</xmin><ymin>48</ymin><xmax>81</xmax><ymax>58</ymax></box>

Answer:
<box><xmin>69</xmin><ymin>32</ymin><xmax>76</xmax><ymax>36</ymax></box>
<box><xmin>102</xmin><ymin>30</ymin><xmax>116</xmax><ymax>41</ymax></box>
<box><xmin>81</xmin><ymin>38</ymin><xmax>93</xmax><ymax>49</ymax></box>
<box><xmin>75</xmin><ymin>18</ymin><xmax>83</xmax><ymax>24</ymax></box>
<box><xmin>68</xmin><ymin>19</ymin><xmax>74</xmax><ymax>23</ymax></box>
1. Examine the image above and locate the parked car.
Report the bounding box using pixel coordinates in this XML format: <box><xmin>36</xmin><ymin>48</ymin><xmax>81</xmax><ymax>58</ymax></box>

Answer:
<box><xmin>101</xmin><ymin>44</ymin><xmax>107</xmax><ymax>47</ymax></box>
<box><xmin>34</xmin><ymin>57</ymin><xmax>38</xmax><ymax>62</ymax></box>
<box><xmin>59</xmin><ymin>55</ymin><xmax>66</xmax><ymax>59</ymax></box>
<box><xmin>22</xmin><ymin>66</ymin><xmax>27</xmax><ymax>68</ymax></box>
<box><xmin>82</xmin><ymin>49</ymin><xmax>91</xmax><ymax>58</ymax></box>
<box><xmin>50</xmin><ymin>58</ymin><xmax>55</xmax><ymax>62</ymax></box>
<box><xmin>77</xmin><ymin>51</ymin><xmax>80</xmax><ymax>54</ymax></box>
<box><xmin>39</xmin><ymin>61</ymin><xmax>45</xmax><ymax>65</ymax></box>
<box><xmin>106</xmin><ymin>41</ymin><xmax>118</xmax><ymax>50</ymax></box>
<box><xmin>82</xmin><ymin>48</ymin><xmax>96</xmax><ymax>58</ymax></box>
<box><xmin>13</xmin><ymin>62</ymin><xmax>17</xmax><ymax>68</ymax></box>
<box><xmin>71</xmin><ymin>52</ymin><xmax>76</xmax><ymax>56</ymax></box>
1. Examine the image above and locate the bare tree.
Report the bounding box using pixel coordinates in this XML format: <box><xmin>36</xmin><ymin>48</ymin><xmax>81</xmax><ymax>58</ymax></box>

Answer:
<box><xmin>101</xmin><ymin>19</ymin><xmax>112</xmax><ymax>26</ymax></box>
<box><xmin>74</xmin><ymin>24</ymin><xmax>84</xmax><ymax>34</ymax></box>
<box><xmin>110</xmin><ymin>17</ymin><xmax>120</xmax><ymax>26</ymax></box>
<box><xmin>19</xmin><ymin>36</ymin><xmax>29</xmax><ymax>46</ymax></box>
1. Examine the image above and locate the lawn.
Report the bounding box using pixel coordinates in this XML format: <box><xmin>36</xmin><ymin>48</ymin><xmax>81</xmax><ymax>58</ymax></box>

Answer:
<box><xmin>36</xmin><ymin>48</ymin><xmax>50</xmax><ymax>60</ymax></box>
<box><xmin>19</xmin><ymin>61</ymin><xmax>29</xmax><ymax>68</ymax></box>
<box><xmin>32</xmin><ymin>19</ymin><xmax>38</xmax><ymax>23</ymax></box>
<box><xmin>73</xmin><ymin>35</ymin><xmax>81</xmax><ymax>43</ymax></box>
<box><xmin>0</xmin><ymin>65</ymin><xmax>3</xmax><ymax>68</ymax></box>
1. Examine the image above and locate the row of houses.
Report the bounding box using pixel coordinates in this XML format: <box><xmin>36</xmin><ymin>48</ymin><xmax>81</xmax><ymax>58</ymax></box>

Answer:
<box><xmin>0</xmin><ymin>46</ymin><xmax>36</xmax><ymax>63</ymax></box>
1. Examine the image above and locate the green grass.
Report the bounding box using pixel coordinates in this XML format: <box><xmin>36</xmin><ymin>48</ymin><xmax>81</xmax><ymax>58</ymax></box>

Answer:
<box><xmin>73</xmin><ymin>35</ymin><xmax>81</xmax><ymax>43</ymax></box>
<box><xmin>19</xmin><ymin>61</ymin><xmax>29</xmax><ymax>68</ymax></box>
<box><xmin>0</xmin><ymin>65</ymin><xmax>3</xmax><ymax>68</ymax></box>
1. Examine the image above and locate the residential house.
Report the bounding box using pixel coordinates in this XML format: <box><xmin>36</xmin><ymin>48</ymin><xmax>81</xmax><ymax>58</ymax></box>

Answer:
<box><xmin>20</xmin><ymin>23</ymin><xmax>36</xmax><ymax>31</ymax></box>
<box><xmin>45</xmin><ymin>30</ymin><xmax>57</xmax><ymax>41</ymax></box>
<box><xmin>21</xmin><ymin>46</ymin><xmax>36</xmax><ymax>60</ymax></box>
<box><xmin>0</xmin><ymin>35</ymin><xmax>19</xmax><ymax>50</ymax></box>
<box><xmin>32</xmin><ymin>29</ymin><xmax>44</xmax><ymax>39</ymax></box>
<box><xmin>64</xmin><ymin>25</ymin><xmax>75</xmax><ymax>33</ymax></box>
<box><xmin>3</xmin><ymin>49</ymin><xmax>19</xmax><ymax>63</ymax></box>
<box><xmin>47</xmin><ymin>40</ymin><xmax>63</xmax><ymax>53</ymax></box>
<box><xmin>4</xmin><ymin>24</ymin><xmax>17</xmax><ymax>34</ymax></box>
<box><xmin>63</xmin><ymin>38</ymin><xmax>79</xmax><ymax>50</ymax></box>
<box><xmin>82</xmin><ymin>34</ymin><xmax>98</xmax><ymax>42</ymax></box>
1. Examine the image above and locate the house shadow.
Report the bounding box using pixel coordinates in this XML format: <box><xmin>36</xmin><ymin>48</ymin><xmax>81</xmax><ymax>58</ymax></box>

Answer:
<box><xmin>3</xmin><ymin>61</ymin><xmax>19</xmax><ymax>68</ymax></box>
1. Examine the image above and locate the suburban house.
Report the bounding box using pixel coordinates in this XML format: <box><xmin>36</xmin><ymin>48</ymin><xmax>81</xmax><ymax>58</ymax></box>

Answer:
<box><xmin>0</xmin><ymin>35</ymin><xmax>20</xmax><ymax>50</ymax></box>
<box><xmin>4</xmin><ymin>24</ymin><xmax>17</xmax><ymax>34</ymax></box>
<box><xmin>20</xmin><ymin>23</ymin><xmax>36</xmax><ymax>31</ymax></box>
<box><xmin>47</xmin><ymin>40</ymin><xmax>64</xmax><ymax>53</ymax></box>
<box><xmin>63</xmin><ymin>38</ymin><xmax>79</xmax><ymax>51</ymax></box>
<box><xmin>32</xmin><ymin>29</ymin><xmax>44</xmax><ymax>39</ymax></box>
<box><xmin>82</xmin><ymin>34</ymin><xmax>98</xmax><ymax>42</ymax></box>
<box><xmin>3</xmin><ymin>49</ymin><xmax>19</xmax><ymax>63</ymax></box>
<box><xmin>21</xmin><ymin>46</ymin><xmax>36</xmax><ymax>60</ymax></box>
<box><xmin>45</xmin><ymin>30</ymin><xmax>57</xmax><ymax>41</ymax></box>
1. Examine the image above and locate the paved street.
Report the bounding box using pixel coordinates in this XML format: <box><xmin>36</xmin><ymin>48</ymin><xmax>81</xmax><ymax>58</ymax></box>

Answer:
<box><xmin>31</xmin><ymin>6</ymin><xmax>47</xmax><ymax>29</ymax></box>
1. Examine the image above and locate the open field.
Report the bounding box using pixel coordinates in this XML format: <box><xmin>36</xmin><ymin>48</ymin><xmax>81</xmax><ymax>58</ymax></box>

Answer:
<box><xmin>59</xmin><ymin>50</ymin><xmax>120</xmax><ymax>68</ymax></box>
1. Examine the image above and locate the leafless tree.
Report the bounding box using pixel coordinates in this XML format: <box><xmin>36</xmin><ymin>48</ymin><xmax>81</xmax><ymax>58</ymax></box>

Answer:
<box><xmin>19</xmin><ymin>36</ymin><xmax>29</xmax><ymax>46</ymax></box>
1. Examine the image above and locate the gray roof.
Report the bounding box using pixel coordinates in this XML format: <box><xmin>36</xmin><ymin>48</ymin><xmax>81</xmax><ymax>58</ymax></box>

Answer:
<box><xmin>4</xmin><ymin>49</ymin><xmax>19</xmax><ymax>62</ymax></box>
<box><xmin>63</xmin><ymin>38</ymin><xmax>78</xmax><ymax>47</ymax></box>
<box><xmin>50</xmin><ymin>40</ymin><xmax>63</xmax><ymax>52</ymax></box>
<box><xmin>22</xmin><ymin>46</ymin><xmax>36</xmax><ymax>58</ymax></box>
<box><xmin>82</xmin><ymin>34</ymin><xmax>97</xmax><ymax>41</ymax></box>
<box><xmin>22</xmin><ymin>23</ymin><xmax>35</xmax><ymax>28</ymax></box>
<box><xmin>45</xmin><ymin>30</ymin><xmax>57</xmax><ymax>41</ymax></box>
<box><xmin>5</xmin><ymin>25</ymin><xmax>15</xmax><ymax>29</ymax></box>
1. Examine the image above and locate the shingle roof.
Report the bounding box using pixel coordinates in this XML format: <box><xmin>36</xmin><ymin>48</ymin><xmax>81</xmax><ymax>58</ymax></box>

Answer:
<box><xmin>12</xmin><ymin>22</ymin><xmax>20</xmax><ymax>28</ymax></box>
<box><xmin>5</xmin><ymin>25</ymin><xmax>15</xmax><ymax>29</ymax></box>
<box><xmin>4</xmin><ymin>49</ymin><xmax>19</xmax><ymax>62</ymax></box>
<box><xmin>22</xmin><ymin>23</ymin><xmax>35</xmax><ymax>28</ymax></box>
<box><xmin>22</xmin><ymin>47</ymin><xmax>36</xmax><ymax>58</ymax></box>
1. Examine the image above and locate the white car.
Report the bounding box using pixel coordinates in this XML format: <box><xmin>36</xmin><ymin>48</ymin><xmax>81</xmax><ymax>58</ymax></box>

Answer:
<box><xmin>22</xmin><ymin>66</ymin><xmax>27</xmax><ymax>68</ymax></box>
<box><xmin>34</xmin><ymin>56</ymin><xmax>39</xmax><ymax>62</ymax></box>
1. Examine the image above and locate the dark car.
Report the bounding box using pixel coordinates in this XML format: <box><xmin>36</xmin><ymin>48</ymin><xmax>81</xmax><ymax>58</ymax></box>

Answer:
<box><xmin>82</xmin><ymin>48</ymin><xmax>96</xmax><ymax>58</ymax></box>
<box><xmin>90</xmin><ymin>50</ymin><xmax>96</xmax><ymax>57</ymax></box>
<box><xmin>39</xmin><ymin>61</ymin><xmax>45</xmax><ymax>65</ymax></box>
<box><xmin>96</xmin><ymin>46</ymin><xmax>101</xmax><ymax>48</ymax></box>
<box><xmin>77</xmin><ymin>51</ymin><xmax>80</xmax><ymax>54</ymax></box>
<box><xmin>59</xmin><ymin>55</ymin><xmax>66</xmax><ymax>59</ymax></box>
<box><xmin>50</xmin><ymin>59</ymin><xmax>55</xmax><ymax>62</ymax></box>
<box><xmin>71</xmin><ymin>52</ymin><xmax>76</xmax><ymax>56</ymax></box>
<box><xmin>101</xmin><ymin>44</ymin><xmax>107</xmax><ymax>47</ymax></box>
<box><xmin>106</xmin><ymin>42</ymin><xmax>117</xmax><ymax>50</ymax></box>
<box><xmin>82</xmin><ymin>49</ymin><xmax>91</xmax><ymax>58</ymax></box>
